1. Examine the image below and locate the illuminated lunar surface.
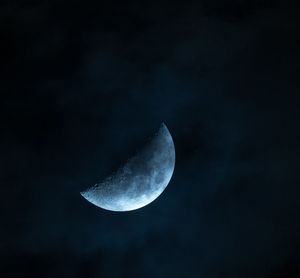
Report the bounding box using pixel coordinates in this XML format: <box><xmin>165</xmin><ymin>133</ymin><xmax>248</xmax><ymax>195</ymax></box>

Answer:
<box><xmin>80</xmin><ymin>123</ymin><xmax>176</xmax><ymax>212</ymax></box>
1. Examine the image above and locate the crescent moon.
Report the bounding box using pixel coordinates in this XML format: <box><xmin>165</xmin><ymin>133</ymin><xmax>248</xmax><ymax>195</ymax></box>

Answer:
<box><xmin>80</xmin><ymin>123</ymin><xmax>176</xmax><ymax>212</ymax></box>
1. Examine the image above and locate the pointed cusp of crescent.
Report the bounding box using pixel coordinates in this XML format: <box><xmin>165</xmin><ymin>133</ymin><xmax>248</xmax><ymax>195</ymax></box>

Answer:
<box><xmin>80</xmin><ymin>123</ymin><xmax>176</xmax><ymax>212</ymax></box>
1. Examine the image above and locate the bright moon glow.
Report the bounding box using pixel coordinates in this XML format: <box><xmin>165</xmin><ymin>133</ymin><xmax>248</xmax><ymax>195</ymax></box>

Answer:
<box><xmin>80</xmin><ymin>123</ymin><xmax>176</xmax><ymax>212</ymax></box>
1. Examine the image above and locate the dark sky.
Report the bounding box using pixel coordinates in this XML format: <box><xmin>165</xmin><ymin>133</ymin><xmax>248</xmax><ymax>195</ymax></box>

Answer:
<box><xmin>1</xmin><ymin>0</ymin><xmax>300</xmax><ymax>277</ymax></box>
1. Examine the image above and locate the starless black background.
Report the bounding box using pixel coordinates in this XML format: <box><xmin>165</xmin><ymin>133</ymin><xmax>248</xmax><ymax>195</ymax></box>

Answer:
<box><xmin>0</xmin><ymin>0</ymin><xmax>300</xmax><ymax>277</ymax></box>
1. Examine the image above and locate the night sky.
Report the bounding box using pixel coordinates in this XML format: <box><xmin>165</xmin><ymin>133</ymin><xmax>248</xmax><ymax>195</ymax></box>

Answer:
<box><xmin>1</xmin><ymin>0</ymin><xmax>300</xmax><ymax>277</ymax></box>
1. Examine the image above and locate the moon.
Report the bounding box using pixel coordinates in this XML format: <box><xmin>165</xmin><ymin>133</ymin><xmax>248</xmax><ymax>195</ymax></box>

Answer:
<box><xmin>80</xmin><ymin>123</ymin><xmax>176</xmax><ymax>212</ymax></box>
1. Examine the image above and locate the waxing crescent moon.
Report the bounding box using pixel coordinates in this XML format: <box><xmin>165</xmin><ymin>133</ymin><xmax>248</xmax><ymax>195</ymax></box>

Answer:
<box><xmin>80</xmin><ymin>123</ymin><xmax>176</xmax><ymax>212</ymax></box>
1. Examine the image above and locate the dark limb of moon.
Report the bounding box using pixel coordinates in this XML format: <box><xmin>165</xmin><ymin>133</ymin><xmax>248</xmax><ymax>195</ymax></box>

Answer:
<box><xmin>80</xmin><ymin>123</ymin><xmax>176</xmax><ymax>212</ymax></box>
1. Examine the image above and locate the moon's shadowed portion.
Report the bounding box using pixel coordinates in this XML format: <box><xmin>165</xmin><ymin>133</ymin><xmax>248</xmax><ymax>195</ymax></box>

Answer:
<box><xmin>80</xmin><ymin>123</ymin><xmax>175</xmax><ymax>211</ymax></box>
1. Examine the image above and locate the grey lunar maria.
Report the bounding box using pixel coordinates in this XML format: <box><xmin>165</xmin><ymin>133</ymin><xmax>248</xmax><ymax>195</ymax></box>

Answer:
<box><xmin>80</xmin><ymin>123</ymin><xmax>176</xmax><ymax>212</ymax></box>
